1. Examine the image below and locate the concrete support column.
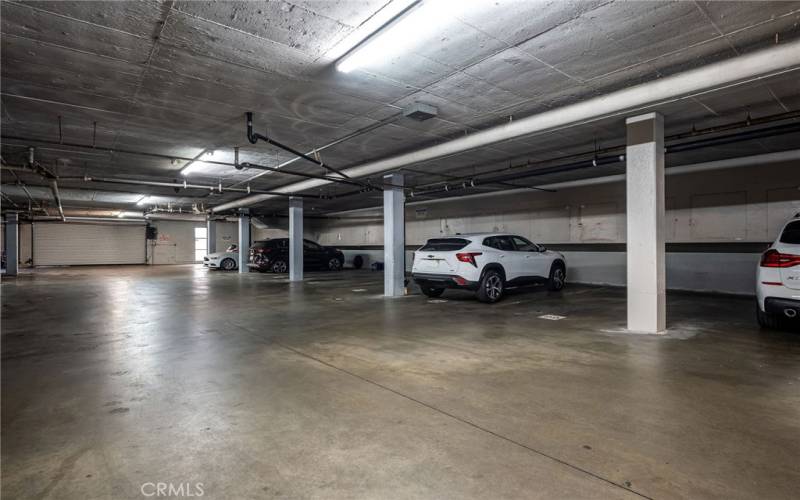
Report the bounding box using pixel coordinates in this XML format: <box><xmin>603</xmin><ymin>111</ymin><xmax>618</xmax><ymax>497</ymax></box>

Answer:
<box><xmin>206</xmin><ymin>218</ymin><xmax>216</xmax><ymax>254</ymax></box>
<box><xmin>626</xmin><ymin>112</ymin><xmax>665</xmax><ymax>333</ymax></box>
<box><xmin>289</xmin><ymin>197</ymin><xmax>303</xmax><ymax>282</ymax></box>
<box><xmin>383</xmin><ymin>173</ymin><xmax>405</xmax><ymax>296</ymax></box>
<box><xmin>238</xmin><ymin>210</ymin><xmax>250</xmax><ymax>274</ymax></box>
<box><xmin>4</xmin><ymin>212</ymin><xmax>18</xmax><ymax>276</ymax></box>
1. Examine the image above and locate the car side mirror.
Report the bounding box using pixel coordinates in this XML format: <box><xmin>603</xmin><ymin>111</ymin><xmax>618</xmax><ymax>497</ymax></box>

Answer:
<box><xmin>538</xmin><ymin>246</ymin><xmax>547</xmax><ymax>252</ymax></box>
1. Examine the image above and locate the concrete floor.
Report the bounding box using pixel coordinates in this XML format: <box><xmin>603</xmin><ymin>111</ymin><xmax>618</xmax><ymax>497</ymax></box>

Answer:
<box><xmin>2</xmin><ymin>265</ymin><xmax>799</xmax><ymax>500</ymax></box>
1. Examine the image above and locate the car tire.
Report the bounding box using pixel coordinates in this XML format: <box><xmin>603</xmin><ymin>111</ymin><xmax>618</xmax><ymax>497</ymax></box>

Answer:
<box><xmin>477</xmin><ymin>269</ymin><xmax>504</xmax><ymax>303</ymax></box>
<box><xmin>547</xmin><ymin>263</ymin><xmax>566</xmax><ymax>291</ymax></box>
<box><xmin>756</xmin><ymin>304</ymin><xmax>782</xmax><ymax>330</ymax></box>
<box><xmin>421</xmin><ymin>286</ymin><xmax>445</xmax><ymax>298</ymax></box>
<box><xmin>328</xmin><ymin>257</ymin><xmax>343</xmax><ymax>271</ymax></box>
<box><xmin>220</xmin><ymin>258</ymin><xmax>236</xmax><ymax>271</ymax></box>
<box><xmin>271</xmin><ymin>259</ymin><xmax>288</xmax><ymax>273</ymax></box>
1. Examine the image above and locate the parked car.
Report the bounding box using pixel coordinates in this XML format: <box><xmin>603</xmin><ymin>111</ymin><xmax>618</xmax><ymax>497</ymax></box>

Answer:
<box><xmin>248</xmin><ymin>238</ymin><xmax>345</xmax><ymax>273</ymax></box>
<box><xmin>203</xmin><ymin>244</ymin><xmax>239</xmax><ymax>271</ymax></box>
<box><xmin>412</xmin><ymin>233</ymin><xmax>566</xmax><ymax>303</ymax></box>
<box><xmin>756</xmin><ymin>214</ymin><xmax>800</xmax><ymax>328</ymax></box>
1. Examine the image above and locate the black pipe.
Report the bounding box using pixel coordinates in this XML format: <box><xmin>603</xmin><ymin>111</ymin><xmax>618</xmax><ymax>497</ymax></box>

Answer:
<box><xmin>409</xmin><ymin>111</ymin><xmax>800</xmax><ymax>192</ymax></box>
<box><xmin>410</xmin><ymin>121</ymin><xmax>800</xmax><ymax>198</ymax></box>
<box><xmin>326</xmin><ymin>186</ymin><xmax>380</xmax><ymax>199</ymax></box>
<box><xmin>0</xmin><ymin>135</ymin><xmax>356</xmax><ymax>186</ymax></box>
<box><xmin>410</xmin><ymin>155</ymin><xmax>625</xmax><ymax>198</ymax></box>
<box><xmin>238</xmin><ymin>161</ymin><xmax>368</xmax><ymax>188</ymax></box>
<box><xmin>245</xmin><ymin>112</ymin><xmax>356</xmax><ymax>182</ymax></box>
<box><xmin>665</xmin><ymin>121</ymin><xmax>800</xmax><ymax>153</ymax></box>
<box><xmin>73</xmin><ymin>176</ymin><xmax>323</xmax><ymax>199</ymax></box>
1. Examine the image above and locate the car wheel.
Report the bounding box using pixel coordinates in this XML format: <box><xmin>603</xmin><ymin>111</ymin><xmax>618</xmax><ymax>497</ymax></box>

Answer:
<box><xmin>756</xmin><ymin>304</ymin><xmax>782</xmax><ymax>330</ymax></box>
<box><xmin>477</xmin><ymin>270</ymin><xmax>504</xmax><ymax>303</ymax></box>
<box><xmin>547</xmin><ymin>263</ymin><xmax>566</xmax><ymax>291</ymax></box>
<box><xmin>271</xmin><ymin>259</ymin><xmax>288</xmax><ymax>273</ymax></box>
<box><xmin>220</xmin><ymin>258</ymin><xmax>236</xmax><ymax>271</ymax></box>
<box><xmin>421</xmin><ymin>286</ymin><xmax>445</xmax><ymax>298</ymax></box>
<box><xmin>328</xmin><ymin>257</ymin><xmax>343</xmax><ymax>271</ymax></box>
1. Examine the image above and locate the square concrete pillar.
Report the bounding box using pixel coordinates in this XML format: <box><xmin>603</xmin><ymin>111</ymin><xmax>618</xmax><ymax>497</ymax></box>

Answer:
<box><xmin>238</xmin><ymin>210</ymin><xmax>250</xmax><ymax>273</ymax></box>
<box><xmin>289</xmin><ymin>197</ymin><xmax>303</xmax><ymax>282</ymax></box>
<box><xmin>5</xmin><ymin>212</ymin><xmax>19</xmax><ymax>276</ymax></box>
<box><xmin>383</xmin><ymin>173</ymin><xmax>405</xmax><ymax>296</ymax></box>
<box><xmin>206</xmin><ymin>218</ymin><xmax>216</xmax><ymax>254</ymax></box>
<box><xmin>626</xmin><ymin>112</ymin><xmax>666</xmax><ymax>333</ymax></box>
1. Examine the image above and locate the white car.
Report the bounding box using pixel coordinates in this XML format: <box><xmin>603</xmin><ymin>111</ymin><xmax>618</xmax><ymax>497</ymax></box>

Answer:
<box><xmin>203</xmin><ymin>244</ymin><xmax>239</xmax><ymax>271</ymax></box>
<box><xmin>756</xmin><ymin>214</ymin><xmax>800</xmax><ymax>328</ymax></box>
<box><xmin>411</xmin><ymin>233</ymin><xmax>566</xmax><ymax>303</ymax></box>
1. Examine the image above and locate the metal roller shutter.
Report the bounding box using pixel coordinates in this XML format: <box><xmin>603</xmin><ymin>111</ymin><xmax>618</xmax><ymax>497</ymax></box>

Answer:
<box><xmin>33</xmin><ymin>223</ymin><xmax>146</xmax><ymax>266</ymax></box>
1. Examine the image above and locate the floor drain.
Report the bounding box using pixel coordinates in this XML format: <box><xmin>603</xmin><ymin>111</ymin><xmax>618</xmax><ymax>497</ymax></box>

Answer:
<box><xmin>428</xmin><ymin>299</ymin><xmax>448</xmax><ymax>304</ymax></box>
<box><xmin>351</xmin><ymin>289</ymin><xmax>367</xmax><ymax>292</ymax></box>
<box><xmin>539</xmin><ymin>314</ymin><xmax>566</xmax><ymax>320</ymax></box>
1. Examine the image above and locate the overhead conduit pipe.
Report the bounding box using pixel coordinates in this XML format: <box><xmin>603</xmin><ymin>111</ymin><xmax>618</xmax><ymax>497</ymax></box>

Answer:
<box><xmin>24</xmin><ymin>147</ymin><xmax>66</xmax><ymax>221</ymax></box>
<box><xmin>404</xmin><ymin>149</ymin><xmax>800</xmax><ymax>206</ymax></box>
<box><xmin>406</xmin><ymin>110</ymin><xmax>800</xmax><ymax>192</ymax></box>
<box><xmin>65</xmin><ymin>176</ymin><xmax>322</xmax><ymax>199</ymax></box>
<box><xmin>245</xmin><ymin>112</ymin><xmax>361</xmax><ymax>184</ymax></box>
<box><xmin>0</xmin><ymin>137</ymin><xmax>361</xmax><ymax>187</ymax></box>
<box><xmin>211</xmin><ymin>38</ymin><xmax>800</xmax><ymax>213</ymax></box>
<box><xmin>49</xmin><ymin>179</ymin><xmax>66</xmax><ymax>221</ymax></box>
<box><xmin>407</xmin><ymin>121</ymin><xmax>800</xmax><ymax>197</ymax></box>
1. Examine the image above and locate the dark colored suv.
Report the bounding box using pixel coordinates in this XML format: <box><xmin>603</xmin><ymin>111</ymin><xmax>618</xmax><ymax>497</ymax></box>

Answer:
<box><xmin>248</xmin><ymin>238</ymin><xmax>345</xmax><ymax>273</ymax></box>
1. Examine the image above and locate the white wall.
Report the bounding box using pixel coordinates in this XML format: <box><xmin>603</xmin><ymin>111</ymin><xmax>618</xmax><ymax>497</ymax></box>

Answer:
<box><xmin>19</xmin><ymin>223</ymin><xmax>32</xmax><ymax>266</ymax></box>
<box><xmin>214</xmin><ymin>221</ymin><xmax>237</xmax><ymax>251</ymax></box>
<box><xmin>307</xmin><ymin>161</ymin><xmax>800</xmax><ymax>295</ymax></box>
<box><xmin>148</xmin><ymin>220</ymin><xmax>285</xmax><ymax>264</ymax></box>
<box><xmin>252</xmin><ymin>227</ymin><xmax>289</xmax><ymax>241</ymax></box>
<box><xmin>148</xmin><ymin>220</ymin><xmax>205</xmax><ymax>264</ymax></box>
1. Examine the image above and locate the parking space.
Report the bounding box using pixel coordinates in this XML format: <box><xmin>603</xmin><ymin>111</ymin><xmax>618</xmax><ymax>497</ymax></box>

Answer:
<box><xmin>3</xmin><ymin>266</ymin><xmax>799</xmax><ymax>499</ymax></box>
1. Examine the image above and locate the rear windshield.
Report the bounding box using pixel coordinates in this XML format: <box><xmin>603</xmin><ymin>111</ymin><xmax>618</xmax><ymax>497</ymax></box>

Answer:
<box><xmin>780</xmin><ymin>221</ymin><xmax>800</xmax><ymax>244</ymax></box>
<box><xmin>420</xmin><ymin>238</ymin><xmax>469</xmax><ymax>251</ymax></box>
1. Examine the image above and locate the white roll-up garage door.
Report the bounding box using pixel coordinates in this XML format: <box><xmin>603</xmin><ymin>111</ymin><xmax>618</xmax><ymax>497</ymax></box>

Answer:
<box><xmin>33</xmin><ymin>223</ymin><xmax>146</xmax><ymax>265</ymax></box>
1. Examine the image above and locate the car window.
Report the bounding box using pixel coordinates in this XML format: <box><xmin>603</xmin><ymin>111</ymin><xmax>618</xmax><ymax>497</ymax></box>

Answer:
<box><xmin>483</xmin><ymin>237</ymin><xmax>500</xmax><ymax>249</ymax></box>
<box><xmin>511</xmin><ymin>236</ymin><xmax>537</xmax><ymax>251</ymax></box>
<box><xmin>496</xmin><ymin>236</ymin><xmax>515</xmax><ymax>251</ymax></box>
<box><xmin>421</xmin><ymin>238</ymin><xmax>469</xmax><ymax>251</ymax></box>
<box><xmin>303</xmin><ymin>240</ymin><xmax>322</xmax><ymax>250</ymax></box>
<box><xmin>780</xmin><ymin>221</ymin><xmax>800</xmax><ymax>244</ymax></box>
<box><xmin>483</xmin><ymin>236</ymin><xmax>513</xmax><ymax>251</ymax></box>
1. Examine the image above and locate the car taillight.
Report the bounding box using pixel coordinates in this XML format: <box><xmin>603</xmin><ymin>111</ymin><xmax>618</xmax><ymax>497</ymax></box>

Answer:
<box><xmin>456</xmin><ymin>252</ymin><xmax>482</xmax><ymax>267</ymax></box>
<box><xmin>761</xmin><ymin>249</ymin><xmax>800</xmax><ymax>268</ymax></box>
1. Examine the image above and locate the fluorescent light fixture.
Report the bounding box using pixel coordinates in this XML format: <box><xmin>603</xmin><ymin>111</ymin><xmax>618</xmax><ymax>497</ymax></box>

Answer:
<box><xmin>335</xmin><ymin>0</ymin><xmax>461</xmax><ymax>74</ymax></box>
<box><xmin>116</xmin><ymin>211</ymin><xmax>143</xmax><ymax>218</ymax></box>
<box><xmin>136</xmin><ymin>195</ymin><xmax>151</xmax><ymax>206</ymax></box>
<box><xmin>328</xmin><ymin>0</ymin><xmax>418</xmax><ymax>62</ymax></box>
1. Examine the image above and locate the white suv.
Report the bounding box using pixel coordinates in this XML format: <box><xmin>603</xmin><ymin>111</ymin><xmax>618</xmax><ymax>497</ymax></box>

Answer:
<box><xmin>756</xmin><ymin>214</ymin><xmax>800</xmax><ymax>328</ymax></box>
<box><xmin>411</xmin><ymin>233</ymin><xmax>566</xmax><ymax>303</ymax></box>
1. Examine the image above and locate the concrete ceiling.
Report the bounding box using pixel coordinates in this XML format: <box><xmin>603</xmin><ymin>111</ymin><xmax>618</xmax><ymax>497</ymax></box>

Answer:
<box><xmin>2</xmin><ymin>0</ymin><xmax>799</xmax><ymax>214</ymax></box>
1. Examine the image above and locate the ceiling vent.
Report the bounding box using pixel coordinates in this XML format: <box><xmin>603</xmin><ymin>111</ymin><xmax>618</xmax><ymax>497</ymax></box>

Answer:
<box><xmin>403</xmin><ymin>102</ymin><xmax>438</xmax><ymax>121</ymax></box>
